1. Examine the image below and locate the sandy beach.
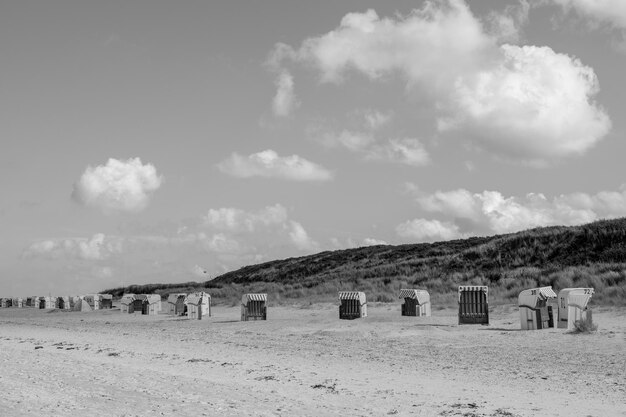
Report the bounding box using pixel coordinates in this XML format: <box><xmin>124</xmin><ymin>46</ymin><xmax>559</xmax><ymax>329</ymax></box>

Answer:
<box><xmin>0</xmin><ymin>304</ymin><xmax>624</xmax><ymax>417</ymax></box>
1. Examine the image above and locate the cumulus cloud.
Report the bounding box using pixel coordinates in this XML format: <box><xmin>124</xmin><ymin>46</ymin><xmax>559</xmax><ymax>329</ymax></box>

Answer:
<box><xmin>439</xmin><ymin>44</ymin><xmax>611</xmax><ymax>165</ymax></box>
<box><xmin>217</xmin><ymin>150</ymin><xmax>333</xmax><ymax>181</ymax></box>
<box><xmin>412</xmin><ymin>185</ymin><xmax>626</xmax><ymax>235</ymax></box>
<box><xmin>293</xmin><ymin>4</ymin><xmax>491</xmax><ymax>85</ymax></box>
<box><xmin>396</xmin><ymin>218</ymin><xmax>463</xmax><ymax>242</ymax></box>
<box><xmin>268</xmin><ymin>0</ymin><xmax>611</xmax><ymax>164</ymax></box>
<box><xmin>72</xmin><ymin>158</ymin><xmax>162</xmax><ymax>213</ymax></box>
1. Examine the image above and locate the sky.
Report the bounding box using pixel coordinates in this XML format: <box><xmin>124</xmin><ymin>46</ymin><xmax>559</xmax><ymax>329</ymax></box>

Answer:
<box><xmin>1</xmin><ymin>0</ymin><xmax>625</xmax><ymax>295</ymax></box>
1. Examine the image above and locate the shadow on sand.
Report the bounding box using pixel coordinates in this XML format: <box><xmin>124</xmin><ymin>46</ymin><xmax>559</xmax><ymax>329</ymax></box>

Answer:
<box><xmin>479</xmin><ymin>327</ymin><xmax>522</xmax><ymax>332</ymax></box>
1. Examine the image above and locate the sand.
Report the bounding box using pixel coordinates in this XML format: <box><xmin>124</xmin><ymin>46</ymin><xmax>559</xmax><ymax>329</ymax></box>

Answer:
<box><xmin>0</xmin><ymin>303</ymin><xmax>624</xmax><ymax>417</ymax></box>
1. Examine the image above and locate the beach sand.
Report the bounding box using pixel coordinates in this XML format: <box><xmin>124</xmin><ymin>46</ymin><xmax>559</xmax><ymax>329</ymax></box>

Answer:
<box><xmin>0</xmin><ymin>303</ymin><xmax>624</xmax><ymax>416</ymax></box>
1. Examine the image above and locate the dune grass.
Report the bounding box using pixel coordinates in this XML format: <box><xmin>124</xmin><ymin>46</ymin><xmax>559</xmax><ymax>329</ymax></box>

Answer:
<box><xmin>102</xmin><ymin>218</ymin><xmax>626</xmax><ymax>307</ymax></box>
<box><xmin>571</xmin><ymin>315</ymin><xmax>599</xmax><ymax>334</ymax></box>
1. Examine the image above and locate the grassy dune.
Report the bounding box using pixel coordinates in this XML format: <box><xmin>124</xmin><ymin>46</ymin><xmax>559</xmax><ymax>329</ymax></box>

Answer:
<box><xmin>103</xmin><ymin>218</ymin><xmax>626</xmax><ymax>306</ymax></box>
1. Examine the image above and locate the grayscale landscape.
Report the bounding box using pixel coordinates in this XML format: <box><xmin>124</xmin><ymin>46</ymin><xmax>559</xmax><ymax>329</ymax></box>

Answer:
<box><xmin>1</xmin><ymin>1</ymin><xmax>626</xmax><ymax>416</ymax></box>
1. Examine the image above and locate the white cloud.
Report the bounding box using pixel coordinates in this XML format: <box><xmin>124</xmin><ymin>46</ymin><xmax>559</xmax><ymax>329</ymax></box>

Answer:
<box><xmin>91</xmin><ymin>266</ymin><xmax>114</xmax><ymax>279</ymax></box>
<box><xmin>23</xmin><ymin>233</ymin><xmax>122</xmax><ymax>261</ymax></box>
<box><xmin>77</xmin><ymin>233</ymin><xmax>109</xmax><ymax>260</ymax></box>
<box><xmin>22</xmin><ymin>204</ymin><xmax>320</xmax><ymax>287</ymax></box>
<box><xmin>319</xmin><ymin>130</ymin><xmax>430</xmax><ymax>167</ymax></box>
<box><xmin>412</xmin><ymin>185</ymin><xmax>626</xmax><ymax>235</ymax></box>
<box><xmin>332</xmin><ymin>130</ymin><xmax>376</xmax><ymax>152</ymax></box>
<box><xmin>295</xmin><ymin>5</ymin><xmax>491</xmax><ymax>85</ymax></box>
<box><xmin>72</xmin><ymin>158</ymin><xmax>162</xmax><ymax>213</ymax></box>
<box><xmin>203</xmin><ymin>204</ymin><xmax>288</xmax><ymax>233</ymax></box>
<box><xmin>549</xmin><ymin>0</ymin><xmax>626</xmax><ymax>51</ymax></box>
<box><xmin>551</xmin><ymin>0</ymin><xmax>626</xmax><ymax>29</ymax></box>
<box><xmin>363</xmin><ymin>109</ymin><xmax>392</xmax><ymax>130</ymax></box>
<box><xmin>328</xmin><ymin>237</ymin><xmax>355</xmax><ymax>250</ymax></box>
<box><xmin>440</xmin><ymin>44</ymin><xmax>611</xmax><ymax>165</ymax></box>
<box><xmin>417</xmin><ymin>188</ymin><xmax>482</xmax><ymax>220</ymax></box>
<box><xmin>288</xmin><ymin>221</ymin><xmax>319</xmax><ymax>251</ymax></box>
<box><xmin>320</xmin><ymin>109</ymin><xmax>392</xmax><ymax>148</ymax></box>
<box><xmin>202</xmin><ymin>233</ymin><xmax>242</xmax><ymax>254</ymax></box>
<box><xmin>217</xmin><ymin>150</ymin><xmax>334</xmax><ymax>181</ymax></box>
<box><xmin>396</xmin><ymin>218</ymin><xmax>463</xmax><ymax>242</ymax></box>
<box><xmin>484</xmin><ymin>0</ymin><xmax>529</xmax><ymax>43</ymax></box>
<box><xmin>363</xmin><ymin>237</ymin><xmax>388</xmax><ymax>246</ymax></box>
<box><xmin>366</xmin><ymin>138</ymin><xmax>430</xmax><ymax>167</ymax></box>
<box><xmin>191</xmin><ymin>264</ymin><xmax>208</xmax><ymax>278</ymax></box>
<box><xmin>272</xmin><ymin>71</ymin><xmax>299</xmax><ymax>117</ymax></box>
<box><xmin>269</xmin><ymin>1</ymin><xmax>611</xmax><ymax>164</ymax></box>
<box><xmin>202</xmin><ymin>204</ymin><xmax>319</xmax><ymax>256</ymax></box>
<box><xmin>328</xmin><ymin>236</ymin><xmax>387</xmax><ymax>249</ymax></box>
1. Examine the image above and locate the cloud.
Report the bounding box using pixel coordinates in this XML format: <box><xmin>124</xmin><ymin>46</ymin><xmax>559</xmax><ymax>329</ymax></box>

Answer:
<box><xmin>272</xmin><ymin>71</ymin><xmax>299</xmax><ymax>116</ymax></box>
<box><xmin>293</xmin><ymin>4</ymin><xmax>492</xmax><ymax>84</ymax></box>
<box><xmin>22</xmin><ymin>204</ymin><xmax>320</xmax><ymax>288</ymax></box>
<box><xmin>288</xmin><ymin>221</ymin><xmax>319</xmax><ymax>251</ymax></box>
<box><xmin>202</xmin><ymin>204</ymin><xmax>319</xmax><ymax>255</ymax></box>
<box><xmin>363</xmin><ymin>109</ymin><xmax>392</xmax><ymax>130</ymax></box>
<box><xmin>411</xmin><ymin>185</ymin><xmax>626</xmax><ymax>235</ymax></box>
<box><xmin>417</xmin><ymin>188</ymin><xmax>482</xmax><ymax>220</ymax></box>
<box><xmin>23</xmin><ymin>233</ymin><xmax>122</xmax><ymax>261</ymax></box>
<box><xmin>217</xmin><ymin>150</ymin><xmax>334</xmax><ymax>181</ymax></box>
<box><xmin>203</xmin><ymin>204</ymin><xmax>288</xmax><ymax>232</ymax></box>
<box><xmin>91</xmin><ymin>266</ymin><xmax>114</xmax><ymax>278</ymax></box>
<box><xmin>483</xmin><ymin>0</ymin><xmax>530</xmax><ymax>43</ymax></box>
<box><xmin>72</xmin><ymin>158</ymin><xmax>162</xmax><ymax>213</ymax></box>
<box><xmin>318</xmin><ymin>130</ymin><xmax>430</xmax><ymax>167</ymax></box>
<box><xmin>550</xmin><ymin>0</ymin><xmax>626</xmax><ymax>29</ymax></box>
<box><xmin>549</xmin><ymin>0</ymin><xmax>626</xmax><ymax>51</ymax></box>
<box><xmin>328</xmin><ymin>236</ymin><xmax>388</xmax><ymax>249</ymax></box>
<box><xmin>323</xmin><ymin>130</ymin><xmax>376</xmax><ymax>152</ymax></box>
<box><xmin>439</xmin><ymin>44</ymin><xmax>611</xmax><ymax>165</ymax></box>
<box><xmin>268</xmin><ymin>0</ymin><xmax>611</xmax><ymax>164</ymax></box>
<box><xmin>191</xmin><ymin>264</ymin><xmax>208</xmax><ymax>277</ymax></box>
<box><xmin>329</xmin><ymin>237</ymin><xmax>357</xmax><ymax>249</ymax></box>
<box><xmin>365</xmin><ymin>138</ymin><xmax>430</xmax><ymax>167</ymax></box>
<box><xmin>202</xmin><ymin>233</ymin><xmax>242</xmax><ymax>254</ymax></box>
<box><xmin>396</xmin><ymin>218</ymin><xmax>463</xmax><ymax>242</ymax></box>
<box><xmin>363</xmin><ymin>237</ymin><xmax>388</xmax><ymax>246</ymax></box>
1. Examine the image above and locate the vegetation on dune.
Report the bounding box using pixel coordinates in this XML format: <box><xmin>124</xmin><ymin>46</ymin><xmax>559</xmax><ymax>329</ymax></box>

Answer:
<box><xmin>570</xmin><ymin>315</ymin><xmax>599</xmax><ymax>334</ymax></box>
<box><xmin>102</xmin><ymin>218</ymin><xmax>626</xmax><ymax>306</ymax></box>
